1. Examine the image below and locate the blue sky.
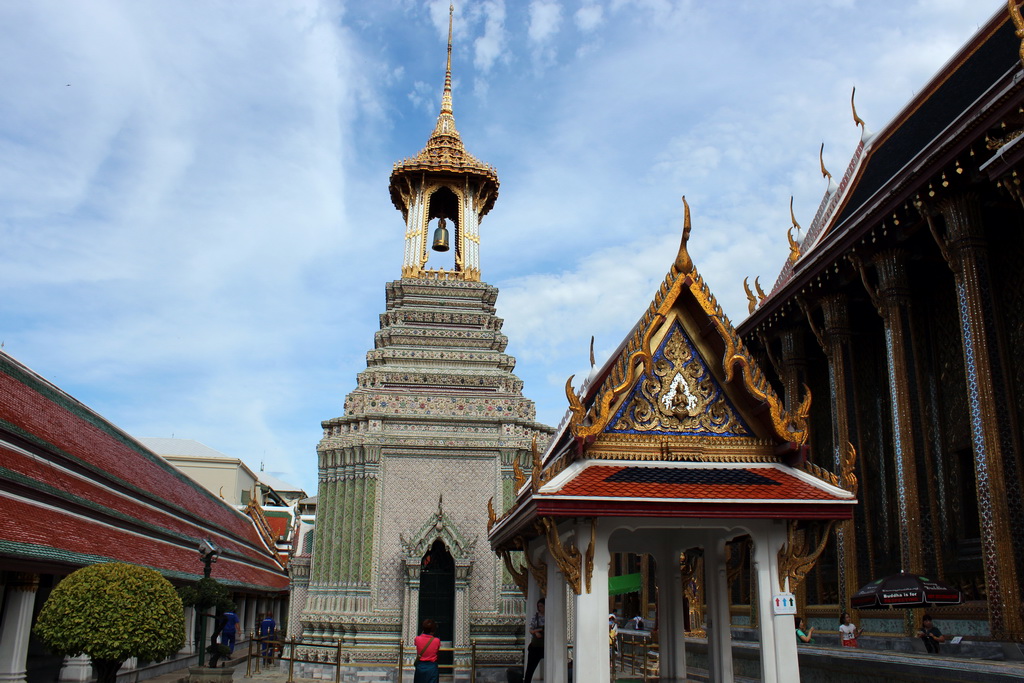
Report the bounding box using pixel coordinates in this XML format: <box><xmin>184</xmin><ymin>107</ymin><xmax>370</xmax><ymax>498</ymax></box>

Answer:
<box><xmin>0</xmin><ymin>1</ymin><xmax>1000</xmax><ymax>493</ymax></box>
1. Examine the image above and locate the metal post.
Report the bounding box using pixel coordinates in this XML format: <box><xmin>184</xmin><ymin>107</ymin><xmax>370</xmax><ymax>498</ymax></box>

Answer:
<box><xmin>471</xmin><ymin>641</ymin><xmax>476</xmax><ymax>683</ymax></box>
<box><xmin>397</xmin><ymin>642</ymin><xmax>404</xmax><ymax>683</ymax></box>
<box><xmin>246</xmin><ymin>632</ymin><xmax>253</xmax><ymax>677</ymax></box>
<box><xmin>287</xmin><ymin>638</ymin><xmax>295</xmax><ymax>683</ymax></box>
<box><xmin>335</xmin><ymin>638</ymin><xmax>342</xmax><ymax>683</ymax></box>
<box><xmin>197</xmin><ymin>551</ymin><xmax>214</xmax><ymax>666</ymax></box>
<box><xmin>642</xmin><ymin>638</ymin><xmax>649</xmax><ymax>683</ymax></box>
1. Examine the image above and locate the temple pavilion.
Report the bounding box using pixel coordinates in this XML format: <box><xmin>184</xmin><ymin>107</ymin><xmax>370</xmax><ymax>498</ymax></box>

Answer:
<box><xmin>487</xmin><ymin>201</ymin><xmax>857</xmax><ymax>683</ymax></box>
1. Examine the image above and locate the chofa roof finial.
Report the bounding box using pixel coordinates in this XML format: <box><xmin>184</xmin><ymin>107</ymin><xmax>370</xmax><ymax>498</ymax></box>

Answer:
<box><xmin>674</xmin><ymin>196</ymin><xmax>693</xmax><ymax>273</ymax></box>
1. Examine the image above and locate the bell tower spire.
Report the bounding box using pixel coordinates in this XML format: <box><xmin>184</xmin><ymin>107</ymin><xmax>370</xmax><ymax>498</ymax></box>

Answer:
<box><xmin>388</xmin><ymin>4</ymin><xmax>499</xmax><ymax>282</ymax></box>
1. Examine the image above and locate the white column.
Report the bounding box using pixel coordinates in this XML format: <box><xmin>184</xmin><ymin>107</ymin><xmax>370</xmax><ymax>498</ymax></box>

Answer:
<box><xmin>0</xmin><ymin>574</ymin><xmax>39</xmax><ymax>683</ymax></box>
<box><xmin>58</xmin><ymin>655</ymin><xmax>92</xmax><ymax>683</ymax></box>
<box><xmin>704</xmin><ymin>534</ymin><xmax>733</xmax><ymax>683</ymax></box>
<box><xmin>573</xmin><ymin>520</ymin><xmax>611</xmax><ymax>683</ymax></box>
<box><xmin>543</xmin><ymin>551</ymin><xmax>567</xmax><ymax>683</ymax></box>
<box><xmin>752</xmin><ymin>525</ymin><xmax>779</xmax><ymax>683</ymax></box>
<box><xmin>759</xmin><ymin>522</ymin><xmax>799</xmax><ymax>683</ymax></box>
<box><xmin>656</xmin><ymin>544</ymin><xmax>687</xmax><ymax>682</ymax></box>
<box><xmin>524</xmin><ymin>556</ymin><xmax>541</xmax><ymax>672</ymax></box>
<box><xmin>180</xmin><ymin>606</ymin><xmax>196</xmax><ymax>654</ymax></box>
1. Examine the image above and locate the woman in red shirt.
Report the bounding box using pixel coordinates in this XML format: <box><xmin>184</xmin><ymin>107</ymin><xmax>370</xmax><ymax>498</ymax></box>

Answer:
<box><xmin>413</xmin><ymin>618</ymin><xmax>441</xmax><ymax>683</ymax></box>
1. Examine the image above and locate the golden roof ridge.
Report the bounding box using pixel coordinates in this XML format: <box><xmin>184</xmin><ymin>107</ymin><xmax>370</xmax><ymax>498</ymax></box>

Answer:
<box><xmin>566</xmin><ymin>198</ymin><xmax>810</xmax><ymax>447</ymax></box>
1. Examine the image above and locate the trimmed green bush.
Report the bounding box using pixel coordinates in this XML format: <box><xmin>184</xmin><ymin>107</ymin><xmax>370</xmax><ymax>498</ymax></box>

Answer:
<box><xmin>178</xmin><ymin>576</ymin><xmax>234</xmax><ymax>613</ymax></box>
<box><xmin>34</xmin><ymin>562</ymin><xmax>185</xmax><ymax>683</ymax></box>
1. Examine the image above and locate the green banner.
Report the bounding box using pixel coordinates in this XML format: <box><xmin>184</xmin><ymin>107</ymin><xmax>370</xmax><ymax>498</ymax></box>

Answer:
<box><xmin>608</xmin><ymin>572</ymin><xmax>642</xmax><ymax>596</ymax></box>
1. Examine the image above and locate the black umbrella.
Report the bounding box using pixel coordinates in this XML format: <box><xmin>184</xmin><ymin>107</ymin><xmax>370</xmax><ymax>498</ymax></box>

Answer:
<box><xmin>850</xmin><ymin>571</ymin><xmax>963</xmax><ymax>609</ymax></box>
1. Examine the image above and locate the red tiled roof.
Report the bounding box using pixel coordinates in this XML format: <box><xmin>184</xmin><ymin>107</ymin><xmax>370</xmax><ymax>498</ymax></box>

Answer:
<box><xmin>0</xmin><ymin>353</ymin><xmax>288</xmax><ymax>590</ymax></box>
<box><xmin>544</xmin><ymin>463</ymin><xmax>843</xmax><ymax>502</ymax></box>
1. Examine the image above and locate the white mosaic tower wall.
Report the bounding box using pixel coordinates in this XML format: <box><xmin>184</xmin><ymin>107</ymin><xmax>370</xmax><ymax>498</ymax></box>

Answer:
<box><xmin>299</xmin><ymin>276</ymin><xmax>552</xmax><ymax>668</ymax></box>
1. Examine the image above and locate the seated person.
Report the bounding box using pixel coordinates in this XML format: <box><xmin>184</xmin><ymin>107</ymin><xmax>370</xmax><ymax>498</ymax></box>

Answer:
<box><xmin>918</xmin><ymin>614</ymin><xmax>948</xmax><ymax>654</ymax></box>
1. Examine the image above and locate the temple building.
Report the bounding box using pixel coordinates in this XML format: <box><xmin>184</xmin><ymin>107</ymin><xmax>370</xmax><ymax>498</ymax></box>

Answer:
<box><xmin>295</xmin><ymin>8</ymin><xmax>553</xmax><ymax>678</ymax></box>
<box><xmin>734</xmin><ymin>3</ymin><xmax>1024</xmax><ymax>652</ymax></box>
<box><xmin>487</xmin><ymin>201</ymin><xmax>857</xmax><ymax>683</ymax></box>
<box><xmin>0</xmin><ymin>350</ymin><xmax>289</xmax><ymax>682</ymax></box>
<box><xmin>489</xmin><ymin>3</ymin><xmax>1024</xmax><ymax>679</ymax></box>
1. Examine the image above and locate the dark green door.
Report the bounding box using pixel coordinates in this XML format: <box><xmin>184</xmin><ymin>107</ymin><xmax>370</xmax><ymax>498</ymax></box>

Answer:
<box><xmin>417</xmin><ymin>539</ymin><xmax>455</xmax><ymax>671</ymax></box>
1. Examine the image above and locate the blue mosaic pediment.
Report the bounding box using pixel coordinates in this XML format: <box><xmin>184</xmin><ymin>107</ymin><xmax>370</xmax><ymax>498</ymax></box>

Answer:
<box><xmin>607</xmin><ymin>320</ymin><xmax>752</xmax><ymax>437</ymax></box>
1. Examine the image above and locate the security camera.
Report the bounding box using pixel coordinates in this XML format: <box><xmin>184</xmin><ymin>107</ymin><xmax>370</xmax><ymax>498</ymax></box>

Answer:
<box><xmin>198</xmin><ymin>539</ymin><xmax>221</xmax><ymax>560</ymax></box>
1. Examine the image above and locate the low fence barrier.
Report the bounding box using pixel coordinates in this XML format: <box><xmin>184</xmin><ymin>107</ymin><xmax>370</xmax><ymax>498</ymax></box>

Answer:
<box><xmin>613</xmin><ymin>632</ymin><xmax>659</xmax><ymax>681</ymax></box>
<box><xmin>242</xmin><ymin>633</ymin><xmax>490</xmax><ymax>683</ymax></box>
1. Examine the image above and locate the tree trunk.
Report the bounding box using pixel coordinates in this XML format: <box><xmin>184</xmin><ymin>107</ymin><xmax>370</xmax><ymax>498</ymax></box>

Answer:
<box><xmin>93</xmin><ymin>659</ymin><xmax>123</xmax><ymax>683</ymax></box>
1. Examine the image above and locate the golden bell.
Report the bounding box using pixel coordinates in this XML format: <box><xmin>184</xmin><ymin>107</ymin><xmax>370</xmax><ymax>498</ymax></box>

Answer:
<box><xmin>432</xmin><ymin>218</ymin><xmax>450</xmax><ymax>252</ymax></box>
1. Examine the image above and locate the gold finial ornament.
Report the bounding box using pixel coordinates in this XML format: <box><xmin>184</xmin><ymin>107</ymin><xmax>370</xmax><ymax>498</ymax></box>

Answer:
<box><xmin>787</xmin><ymin>228</ymin><xmax>801</xmax><ymax>264</ymax></box>
<box><xmin>389</xmin><ymin>0</ymin><xmax>500</xmax><ymax>263</ymax></box>
<box><xmin>674</xmin><ymin>196</ymin><xmax>694</xmax><ymax>273</ymax></box>
<box><xmin>589</xmin><ymin>335</ymin><xmax>596</xmax><ymax>367</ymax></box>
<box><xmin>819</xmin><ymin>143</ymin><xmax>833</xmax><ymax>182</ymax></box>
<box><xmin>1011</xmin><ymin>0</ymin><xmax>1024</xmax><ymax>68</ymax></box>
<box><xmin>851</xmin><ymin>86</ymin><xmax>866</xmax><ymax>129</ymax></box>
<box><xmin>787</xmin><ymin>196</ymin><xmax>802</xmax><ymax>263</ymax></box>
<box><xmin>744</xmin><ymin>277</ymin><xmax>757</xmax><ymax>314</ymax></box>
<box><xmin>754</xmin><ymin>276</ymin><xmax>766</xmax><ymax>301</ymax></box>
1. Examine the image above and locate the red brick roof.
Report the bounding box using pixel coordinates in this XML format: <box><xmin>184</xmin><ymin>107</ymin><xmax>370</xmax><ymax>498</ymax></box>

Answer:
<box><xmin>546</xmin><ymin>463</ymin><xmax>843</xmax><ymax>501</ymax></box>
<box><xmin>527</xmin><ymin>461</ymin><xmax>854</xmax><ymax>520</ymax></box>
<box><xmin>0</xmin><ymin>352</ymin><xmax>288</xmax><ymax>590</ymax></box>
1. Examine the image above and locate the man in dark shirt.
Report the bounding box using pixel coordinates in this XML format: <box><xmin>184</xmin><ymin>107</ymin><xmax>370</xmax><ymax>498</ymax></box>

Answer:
<box><xmin>221</xmin><ymin>610</ymin><xmax>239</xmax><ymax>653</ymax></box>
<box><xmin>918</xmin><ymin>614</ymin><xmax>947</xmax><ymax>654</ymax></box>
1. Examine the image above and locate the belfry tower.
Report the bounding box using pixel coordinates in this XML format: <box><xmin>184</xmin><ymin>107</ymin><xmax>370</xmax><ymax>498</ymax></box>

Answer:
<box><xmin>297</xmin><ymin>7</ymin><xmax>552</xmax><ymax>675</ymax></box>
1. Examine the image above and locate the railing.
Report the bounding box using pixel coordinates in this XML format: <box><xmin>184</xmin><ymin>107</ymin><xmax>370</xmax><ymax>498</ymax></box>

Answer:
<box><xmin>243</xmin><ymin>633</ymin><xmax>485</xmax><ymax>683</ymax></box>
<box><xmin>614</xmin><ymin>632</ymin><xmax>659</xmax><ymax>682</ymax></box>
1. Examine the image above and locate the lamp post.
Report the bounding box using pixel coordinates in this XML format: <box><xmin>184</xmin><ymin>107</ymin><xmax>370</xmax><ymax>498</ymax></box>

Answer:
<box><xmin>197</xmin><ymin>540</ymin><xmax>220</xmax><ymax>666</ymax></box>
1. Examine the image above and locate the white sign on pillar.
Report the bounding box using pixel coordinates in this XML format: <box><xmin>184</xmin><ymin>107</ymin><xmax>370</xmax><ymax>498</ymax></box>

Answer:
<box><xmin>772</xmin><ymin>593</ymin><xmax>796</xmax><ymax>615</ymax></box>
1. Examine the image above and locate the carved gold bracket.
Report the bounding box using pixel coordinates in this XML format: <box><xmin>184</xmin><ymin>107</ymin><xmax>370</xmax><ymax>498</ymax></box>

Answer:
<box><xmin>840</xmin><ymin>442</ymin><xmax>859</xmax><ymax>496</ymax></box>
<box><xmin>798</xmin><ymin>298</ymin><xmax>828</xmax><ymax>356</ymax></box>
<box><xmin>530</xmin><ymin>435</ymin><xmax>543</xmax><ymax>493</ymax></box>
<box><xmin>583</xmin><ymin>519</ymin><xmax>596</xmax><ymax>593</ymax></box>
<box><xmin>679</xmin><ymin>549</ymin><xmax>701</xmax><ymax>586</ymax></box>
<box><xmin>487</xmin><ymin>497</ymin><xmax>497</xmax><ymax>532</ymax></box>
<box><xmin>516</xmin><ymin>536</ymin><xmax>548</xmax><ymax>597</ymax></box>
<box><xmin>541</xmin><ymin>516</ymin><xmax>583</xmax><ymax>595</ymax></box>
<box><xmin>499</xmin><ymin>549</ymin><xmax>529</xmax><ymax>598</ymax></box>
<box><xmin>777</xmin><ymin>519</ymin><xmax>838</xmax><ymax>593</ymax></box>
<box><xmin>1011</xmin><ymin>0</ymin><xmax>1024</xmax><ymax>69</ymax></box>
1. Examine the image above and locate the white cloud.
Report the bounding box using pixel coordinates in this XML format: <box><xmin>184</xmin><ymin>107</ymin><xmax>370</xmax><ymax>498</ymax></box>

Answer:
<box><xmin>474</xmin><ymin>0</ymin><xmax>508</xmax><ymax>72</ymax></box>
<box><xmin>575</xmin><ymin>4</ymin><xmax>604</xmax><ymax>33</ymax></box>
<box><xmin>528</xmin><ymin>0</ymin><xmax>562</xmax><ymax>44</ymax></box>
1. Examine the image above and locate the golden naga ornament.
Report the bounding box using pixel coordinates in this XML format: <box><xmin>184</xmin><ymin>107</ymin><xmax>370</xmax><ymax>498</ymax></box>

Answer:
<box><xmin>777</xmin><ymin>519</ymin><xmax>837</xmax><ymax>593</ymax></box>
<box><xmin>787</xmin><ymin>196</ymin><xmax>802</xmax><ymax>264</ymax></box>
<box><xmin>516</xmin><ymin>536</ymin><xmax>548</xmax><ymax>597</ymax></box>
<box><xmin>541</xmin><ymin>516</ymin><xmax>583</xmax><ymax>595</ymax></box>
<box><xmin>499</xmin><ymin>548</ymin><xmax>529</xmax><ymax>598</ymax></box>
<box><xmin>1011</xmin><ymin>0</ymin><xmax>1024</xmax><ymax>69</ymax></box>
<box><xmin>512</xmin><ymin>457</ymin><xmax>527</xmax><ymax>491</ymax></box>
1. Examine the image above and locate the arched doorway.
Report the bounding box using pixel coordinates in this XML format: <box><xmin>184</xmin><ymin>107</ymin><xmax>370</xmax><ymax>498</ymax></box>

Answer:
<box><xmin>418</xmin><ymin>539</ymin><xmax>455</xmax><ymax>670</ymax></box>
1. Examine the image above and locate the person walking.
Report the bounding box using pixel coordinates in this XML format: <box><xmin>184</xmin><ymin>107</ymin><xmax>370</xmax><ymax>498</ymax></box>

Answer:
<box><xmin>220</xmin><ymin>608</ymin><xmax>239</xmax><ymax>654</ymax></box>
<box><xmin>259</xmin><ymin>612</ymin><xmax>277</xmax><ymax>662</ymax></box>
<box><xmin>524</xmin><ymin>599</ymin><xmax>545</xmax><ymax>683</ymax></box>
<box><xmin>413</xmin><ymin>618</ymin><xmax>441</xmax><ymax>683</ymax></box>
